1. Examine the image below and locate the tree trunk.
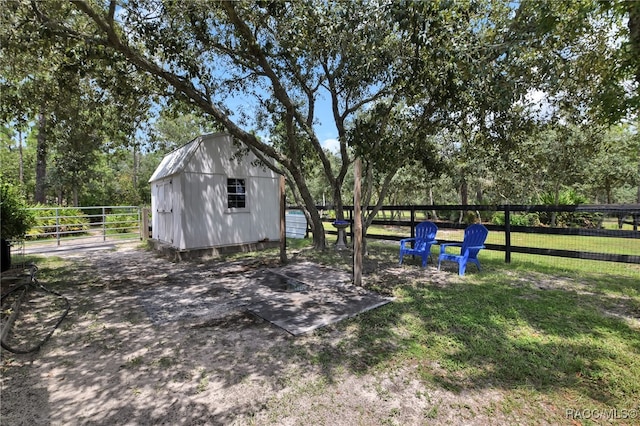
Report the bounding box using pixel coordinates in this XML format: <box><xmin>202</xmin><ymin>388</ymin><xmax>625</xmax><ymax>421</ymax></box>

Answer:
<box><xmin>307</xmin><ymin>206</ymin><xmax>325</xmax><ymax>249</ymax></box>
<box><xmin>353</xmin><ymin>158</ymin><xmax>362</xmax><ymax>286</ymax></box>
<box><xmin>628</xmin><ymin>1</ymin><xmax>640</xmax><ymax>85</ymax></box>
<box><xmin>550</xmin><ymin>182</ymin><xmax>560</xmax><ymax>227</ymax></box>
<box><xmin>460</xmin><ymin>179</ymin><xmax>468</xmax><ymax>205</ymax></box>
<box><xmin>459</xmin><ymin>178</ymin><xmax>468</xmax><ymax>224</ymax></box>
<box><xmin>429</xmin><ymin>186</ymin><xmax>438</xmax><ymax>220</ymax></box>
<box><xmin>288</xmin><ymin>166</ymin><xmax>325</xmax><ymax>249</ymax></box>
<box><xmin>18</xmin><ymin>129</ymin><xmax>24</xmax><ymax>185</ymax></box>
<box><xmin>637</xmin><ymin>162</ymin><xmax>640</xmax><ymax>203</ymax></box>
<box><xmin>73</xmin><ymin>186</ymin><xmax>79</xmax><ymax>207</ymax></box>
<box><xmin>279</xmin><ymin>175</ymin><xmax>286</xmax><ymax>263</ymax></box>
<box><xmin>34</xmin><ymin>110</ymin><xmax>47</xmax><ymax>203</ymax></box>
<box><xmin>475</xmin><ymin>183</ymin><xmax>484</xmax><ymax>204</ymax></box>
<box><xmin>132</xmin><ymin>144</ymin><xmax>139</xmax><ymax>190</ymax></box>
<box><xmin>332</xmin><ymin>184</ymin><xmax>345</xmax><ymax>221</ymax></box>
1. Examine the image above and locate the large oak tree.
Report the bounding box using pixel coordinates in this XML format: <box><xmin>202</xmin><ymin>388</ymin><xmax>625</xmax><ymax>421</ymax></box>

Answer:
<box><xmin>5</xmin><ymin>0</ymin><xmax>636</xmax><ymax>248</ymax></box>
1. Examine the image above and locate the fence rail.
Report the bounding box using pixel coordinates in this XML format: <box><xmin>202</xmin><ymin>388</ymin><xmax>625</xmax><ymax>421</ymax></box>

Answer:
<box><xmin>304</xmin><ymin>203</ymin><xmax>640</xmax><ymax>265</ymax></box>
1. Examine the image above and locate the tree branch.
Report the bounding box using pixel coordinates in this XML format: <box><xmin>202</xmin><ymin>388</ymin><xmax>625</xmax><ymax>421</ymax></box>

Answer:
<box><xmin>220</xmin><ymin>2</ymin><xmax>335</xmax><ymax>184</ymax></box>
<box><xmin>107</xmin><ymin>0</ymin><xmax>116</xmax><ymax>24</ymax></box>
<box><xmin>69</xmin><ymin>0</ymin><xmax>287</xmax><ymax>167</ymax></box>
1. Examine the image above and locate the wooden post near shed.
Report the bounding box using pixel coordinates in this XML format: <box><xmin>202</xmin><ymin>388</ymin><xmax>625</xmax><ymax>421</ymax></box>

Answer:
<box><xmin>279</xmin><ymin>175</ymin><xmax>287</xmax><ymax>264</ymax></box>
<box><xmin>141</xmin><ymin>207</ymin><xmax>150</xmax><ymax>240</ymax></box>
<box><xmin>353</xmin><ymin>158</ymin><xmax>362</xmax><ymax>286</ymax></box>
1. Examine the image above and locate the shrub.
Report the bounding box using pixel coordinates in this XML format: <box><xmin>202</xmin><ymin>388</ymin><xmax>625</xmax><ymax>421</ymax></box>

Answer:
<box><xmin>463</xmin><ymin>210</ymin><xmax>479</xmax><ymax>224</ymax></box>
<box><xmin>0</xmin><ymin>178</ymin><xmax>35</xmax><ymax>240</ymax></box>
<box><xmin>537</xmin><ymin>188</ymin><xmax>600</xmax><ymax>228</ymax></box>
<box><xmin>105</xmin><ymin>212</ymin><xmax>139</xmax><ymax>234</ymax></box>
<box><xmin>491</xmin><ymin>212</ymin><xmax>541</xmax><ymax>227</ymax></box>
<box><xmin>28</xmin><ymin>206</ymin><xmax>90</xmax><ymax>238</ymax></box>
<box><xmin>537</xmin><ymin>188</ymin><xmax>587</xmax><ymax>206</ymax></box>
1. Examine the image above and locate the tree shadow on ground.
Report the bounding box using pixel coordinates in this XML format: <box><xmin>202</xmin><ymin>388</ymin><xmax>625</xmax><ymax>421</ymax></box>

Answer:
<box><xmin>345</xmin><ymin>294</ymin><xmax>635</xmax><ymax>403</ymax></box>
<box><xmin>1</xmin><ymin>251</ymin><xmax>306</xmax><ymax>424</ymax></box>
<box><xmin>292</xmin><ymin>242</ymin><xmax>639</xmax><ymax>406</ymax></box>
<box><xmin>3</xmin><ymin>244</ymin><xmax>639</xmax><ymax>424</ymax></box>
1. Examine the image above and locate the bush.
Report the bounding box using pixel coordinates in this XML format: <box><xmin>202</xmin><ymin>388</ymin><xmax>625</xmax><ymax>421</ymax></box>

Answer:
<box><xmin>491</xmin><ymin>212</ymin><xmax>541</xmax><ymax>227</ymax></box>
<box><xmin>565</xmin><ymin>212</ymin><xmax>604</xmax><ymax>228</ymax></box>
<box><xmin>28</xmin><ymin>206</ymin><xmax>90</xmax><ymax>238</ymax></box>
<box><xmin>537</xmin><ymin>188</ymin><xmax>600</xmax><ymax>228</ymax></box>
<box><xmin>462</xmin><ymin>210</ymin><xmax>480</xmax><ymax>224</ymax></box>
<box><xmin>0</xmin><ymin>178</ymin><xmax>35</xmax><ymax>240</ymax></box>
<box><xmin>537</xmin><ymin>188</ymin><xmax>588</xmax><ymax>206</ymax></box>
<box><xmin>105</xmin><ymin>212</ymin><xmax>139</xmax><ymax>234</ymax></box>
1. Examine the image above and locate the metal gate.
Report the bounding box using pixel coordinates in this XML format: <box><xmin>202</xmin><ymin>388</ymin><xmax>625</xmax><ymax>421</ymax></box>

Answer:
<box><xmin>17</xmin><ymin>206</ymin><xmax>144</xmax><ymax>255</ymax></box>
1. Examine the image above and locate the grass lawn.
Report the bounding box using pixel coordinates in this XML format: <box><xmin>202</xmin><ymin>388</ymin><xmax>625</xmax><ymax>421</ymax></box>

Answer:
<box><xmin>286</xmin><ymin>237</ymin><xmax>640</xmax><ymax>422</ymax></box>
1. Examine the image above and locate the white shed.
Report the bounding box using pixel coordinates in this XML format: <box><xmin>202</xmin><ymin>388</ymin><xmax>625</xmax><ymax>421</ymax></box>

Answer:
<box><xmin>149</xmin><ymin>132</ymin><xmax>281</xmax><ymax>257</ymax></box>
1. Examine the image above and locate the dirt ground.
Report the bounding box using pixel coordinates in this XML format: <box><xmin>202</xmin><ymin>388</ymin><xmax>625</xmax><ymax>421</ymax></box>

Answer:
<box><xmin>0</xmin><ymin>243</ymin><xmax>568</xmax><ymax>425</ymax></box>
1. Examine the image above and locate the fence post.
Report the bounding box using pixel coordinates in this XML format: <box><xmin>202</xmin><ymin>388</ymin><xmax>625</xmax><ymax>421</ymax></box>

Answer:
<box><xmin>279</xmin><ymin>176</ymin><xmax>287</xmax><ymax>263</ymax></box>
<box><xmin>504</xmin><ymin>205</ymin><xmax>511</xmax><ymax>263</ymax></box>
<box><xmin>56</xmin><ymin>208</ymin><xmax>60</xmax><ymax>246</ymax></box>
<box><xmin>102</xmin><ymin>207</ymin><xmax>106</xmax><ymax>242</ymax></box>
<box><xmin>141</xmin><ymin>207</ymin><xmax>150</xmax><ymax>240</ymax></box>
<box><xmin>410</xmin><ymin>206</ymin><xmax>416</xmax><ymax>233</ymax></box>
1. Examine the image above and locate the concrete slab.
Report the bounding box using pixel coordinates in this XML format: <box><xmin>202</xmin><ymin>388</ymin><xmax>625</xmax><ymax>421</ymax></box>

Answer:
<box><xmin>136</xmin><ymin>260</ymin><xmax>394</xmax><ymax>335</ymax></box>
<box><xmin>247</xmin><ymin>262</ymin><xmax>394</xmax><ymax>335</ymax></box>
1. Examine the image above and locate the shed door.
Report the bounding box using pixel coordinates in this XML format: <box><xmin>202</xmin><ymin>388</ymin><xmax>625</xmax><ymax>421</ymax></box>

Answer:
<box><xmin>157</xmin><ymin>181</ymin><xmax>173</xmax><ymax>243</ymax></box>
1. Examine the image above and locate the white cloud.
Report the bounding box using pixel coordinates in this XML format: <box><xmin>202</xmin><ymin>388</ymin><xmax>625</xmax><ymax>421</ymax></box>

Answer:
<box><xmin>322</xmin><ymin>138</ymin><xmax>340</xmax><ymax>154</ymax></box>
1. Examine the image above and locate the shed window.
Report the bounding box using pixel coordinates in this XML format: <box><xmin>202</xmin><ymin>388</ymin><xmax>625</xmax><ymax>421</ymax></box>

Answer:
<box><xmin>227</xmin><ymin>178</ymin><xmax>246</xmax><ymax>209</ymax></box>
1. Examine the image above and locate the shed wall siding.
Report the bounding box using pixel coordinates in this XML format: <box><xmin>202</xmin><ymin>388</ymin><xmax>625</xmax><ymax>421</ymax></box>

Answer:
<box><xmin>246</xmin><ymin>176</ymin><xmax>280</xmax><ymax>242</ymax></box>
<box><xmin>174</xmin><ymin>175</ymin><xmax>185</xmax><ymax>249</ymax></box>
<box><xmin>181</xmin><ymin>173</ymin><xmax>225</xmax><ymax>249</ymax></box>
<box><xmin>180</xmin><ymin>172</ymin><xmax>280</xmax><ymax>249</ymax></box>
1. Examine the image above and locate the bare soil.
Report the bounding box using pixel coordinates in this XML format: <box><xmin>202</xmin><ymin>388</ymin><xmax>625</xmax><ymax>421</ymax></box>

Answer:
<box><xmin>0</xmin><ymin>242</ymin><xmax>618</xmax><ymax>425</ymax></box>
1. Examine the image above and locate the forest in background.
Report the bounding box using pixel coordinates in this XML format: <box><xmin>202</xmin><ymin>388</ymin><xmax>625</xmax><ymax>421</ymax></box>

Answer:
<box><xmin>1</xmin><ymin>1</ymin><xmax>639</xmax><ymax>248</ymax></box>
<box><xmin>1</xmin><ymin>116</ymin><xmax>638</xmax><ymax>209</ymax></box>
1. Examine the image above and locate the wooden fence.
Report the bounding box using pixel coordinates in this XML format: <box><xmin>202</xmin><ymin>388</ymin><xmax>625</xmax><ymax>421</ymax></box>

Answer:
<box><xmin>306</xmin><ymin>204</ymin><xmax>640</xmax><ymax>265</ymax></box>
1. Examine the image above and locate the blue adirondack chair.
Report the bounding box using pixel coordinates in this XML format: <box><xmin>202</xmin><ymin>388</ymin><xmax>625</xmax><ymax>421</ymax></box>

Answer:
<box><xmin>399</xmin><ymin>221</ymin><xmax>438</xmax><ymax>267</ymax></box>
<box><xmin>438</xmin><ymin>224</ymin><xmax>488</xmax><ymax>276</ymax></box>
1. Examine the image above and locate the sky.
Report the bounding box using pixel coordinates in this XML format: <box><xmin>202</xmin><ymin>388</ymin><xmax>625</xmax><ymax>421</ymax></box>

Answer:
<box><xmin>313</xmin><ymin>105</ymin><xmax>340</xmax><ymax>153</ymax></box>
<box><xmin>223</xmin><ymin>88</ymin><xmax>342</xmax><ymax>154</ymax></box>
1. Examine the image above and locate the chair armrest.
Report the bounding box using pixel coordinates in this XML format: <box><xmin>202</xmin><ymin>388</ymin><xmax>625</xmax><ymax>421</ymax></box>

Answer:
<box><xmin>424</xmin><ymin>239</ymin><xmax>438</xmax><ymax>250</ymax></box>
<box><xmin>439</xmin><ymin>242</ymin><xmax>462</xmax><ymax>253</ymax></box>
<box><xmin>399</xmin><ymin>238</ymin><xmax>415</xmax><ymax>249</ymax></box>
<box><xmin>464</xmin><ymin>245</ymin><xmax>485</xmax><ymax>251</ymax></box>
